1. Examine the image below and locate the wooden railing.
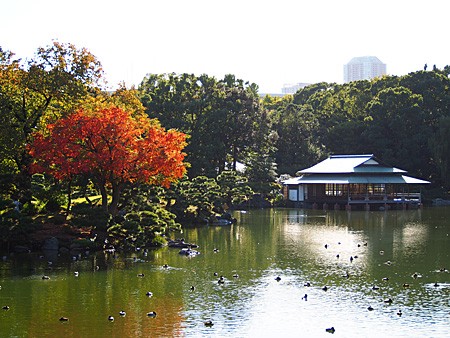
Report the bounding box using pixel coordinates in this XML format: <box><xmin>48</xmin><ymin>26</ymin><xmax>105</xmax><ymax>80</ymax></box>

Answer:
<box><xmin>348</xmin><ymin>192</ymin><xmax>421</xmax><ymax>204</ymax></box>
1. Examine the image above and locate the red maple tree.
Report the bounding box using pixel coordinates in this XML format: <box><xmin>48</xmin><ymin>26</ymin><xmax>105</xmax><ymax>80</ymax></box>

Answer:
<box><xmin>29</xmin><ymin>107</ymin><xmax>187</xmax><ymax>215</ymax></box>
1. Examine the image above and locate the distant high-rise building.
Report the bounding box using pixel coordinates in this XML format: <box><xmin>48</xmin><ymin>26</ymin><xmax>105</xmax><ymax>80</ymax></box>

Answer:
<box><xmin>281</xmin><ymin>82</ymin><xmax>310</xmax><ymax>94</ymax></box>
<box><xmin>343</xmin><ymin>56</ymin><xmax>386</xmax><ymax>82</ymax></box>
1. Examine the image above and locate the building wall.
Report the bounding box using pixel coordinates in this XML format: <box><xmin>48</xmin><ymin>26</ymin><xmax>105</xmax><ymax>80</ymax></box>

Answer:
<box><xmin>344</xmin><ymin>56</ymin><xmax>386</xmax><ymax>83</ymax></box>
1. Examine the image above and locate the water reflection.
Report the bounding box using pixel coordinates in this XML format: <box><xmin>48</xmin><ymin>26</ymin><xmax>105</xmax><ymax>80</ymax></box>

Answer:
<box><xmin>0</xmin><ymin>208</ymin><xmax>449</xmax><ymax>337</ymax></box>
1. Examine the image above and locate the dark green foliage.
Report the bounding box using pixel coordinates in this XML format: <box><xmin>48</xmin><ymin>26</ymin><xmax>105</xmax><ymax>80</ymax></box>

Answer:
<box><xmin>139</xmin><ymin>73</ymin><xmax>267</xmax><ymax>177</ymax></box>
<box><xmin>106</xmin><ymin>184</ymin><xmax>181</xmax><ymax>249</ymax></box>
<box><xmin>31</xmin><ymin>174</ymin><xmax>68</xmax><ymax>213</ymax></box>
<box><xmin>270</xmin><ymin>67</ymin><xmax>450</xmax><ymax>191</ymax></box>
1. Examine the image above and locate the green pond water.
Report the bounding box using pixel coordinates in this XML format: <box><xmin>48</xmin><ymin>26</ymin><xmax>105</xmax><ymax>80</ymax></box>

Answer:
<box><xmin>0</xmin><ymin>207</ymin><xmax>449</xmax><ymax>337</ymax></box>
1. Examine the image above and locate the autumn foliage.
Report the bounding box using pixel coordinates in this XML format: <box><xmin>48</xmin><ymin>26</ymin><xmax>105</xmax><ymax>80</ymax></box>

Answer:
<box><xmin>29</xmin><ymin>107</ymin><xmax>187</xmax><ymax>214</ymax></box>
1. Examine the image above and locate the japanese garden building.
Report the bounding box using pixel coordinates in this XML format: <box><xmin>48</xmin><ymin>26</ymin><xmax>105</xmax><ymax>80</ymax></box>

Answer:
<box><xmin>283</xmin><ymin>154</ymin><xmax>430</xmax><ymax>210</ymax></box>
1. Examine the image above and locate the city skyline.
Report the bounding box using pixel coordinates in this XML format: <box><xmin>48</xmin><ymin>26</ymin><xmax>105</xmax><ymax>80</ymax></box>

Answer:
<box><xmin>1</xmin><ymin>0</ymin><xmax>449</xmax><ymax>94</ymax></box>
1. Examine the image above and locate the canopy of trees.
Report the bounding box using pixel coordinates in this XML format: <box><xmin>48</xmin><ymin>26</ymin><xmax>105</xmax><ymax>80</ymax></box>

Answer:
<box><xmin>29</xmin><ymin>107</ymin><xmax>187</xmax><ymax>215</ymax></box>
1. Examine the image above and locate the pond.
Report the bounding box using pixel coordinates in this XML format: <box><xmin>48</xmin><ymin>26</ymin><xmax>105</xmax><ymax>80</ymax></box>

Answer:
<box><xmin>0</xmin><ymin>207</ymin><xmax>449</xmax><ymax>337</ymax></box>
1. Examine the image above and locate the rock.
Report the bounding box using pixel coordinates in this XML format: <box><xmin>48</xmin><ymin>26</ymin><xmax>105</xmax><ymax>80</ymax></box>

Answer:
<box><xmin>42</xmin><ymin>237</ymin><xmax>59</xmax><ymax>251</ymax></box>
<box><xmin>59</xmin><ymin>247</ymin><xmax>69</xmax><ymax>254</ymax></box>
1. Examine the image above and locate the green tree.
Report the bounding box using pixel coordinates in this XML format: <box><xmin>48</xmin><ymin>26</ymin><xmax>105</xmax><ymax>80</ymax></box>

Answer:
<box><xmin>0</xmin><ymin>42</ymin><xmax>103</xmax><ymax>203</ymax></box>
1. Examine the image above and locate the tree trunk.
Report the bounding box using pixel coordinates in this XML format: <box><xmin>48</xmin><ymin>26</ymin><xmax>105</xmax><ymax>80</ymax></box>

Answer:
<box><xmin>98</xmin><ymin>184</ymin><xmax>109</xmax><ymax>214</ymax></box>
<box><xmin>109</xmin><ymin>182</ymin><xmax>123</xmax><ymax>216</ymax></box>
<box><xmin>66</xmin><ymin>178</ymin><xmax>72</xmax><ymax>216</ymax></box>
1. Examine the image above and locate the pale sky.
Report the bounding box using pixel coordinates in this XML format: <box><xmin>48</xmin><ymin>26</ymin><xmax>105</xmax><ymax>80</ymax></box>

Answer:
<box><xmin>1</xmin><ymin>0</ymin><xmax>449</xmax><ymax>93</ymax></box>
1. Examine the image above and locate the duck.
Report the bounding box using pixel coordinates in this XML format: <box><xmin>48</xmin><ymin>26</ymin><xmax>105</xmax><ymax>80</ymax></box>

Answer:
<box><xmin>213</xmin><ymin>272</ymin><xmax>218</xmax><ymax>276</ymax></box>
<box><xmin>403</xmin><ymin>283</ymin><xmax>410</xmax><ymax>288</ymax></box>
<box><xmin>336</xmin><ymin>254</ymin><xmax>340</xmax><ymax>259</ymax></box>
<box><xmin>304</xmin><ymin>281</ymin><xmax>311</xmax><ymax>287</ymax></box>
<box><xmin>233</xmin><ymin>274</ymin><xmax>239</xmax><ymax>278</ymax></box>
<box><xmin>325</xmin><ymin>327</ymin><xmax>335</xmax><ymax>333</ymax></box>
<box><xmin>108</xmin><ymin>315</ymin><xmax>114</xmax><ymax>322</ymax></box>
<box><xmin>119</xmin><ymin>310</ymin><xmax>126</xmax><ymax>317</ymax></box>
<box><xmin>146</xmin><ymin>291</ymin><xmax>153</xmax><ymax>297</ymax></box>
<box><xmin>204</xmin><ymin>320</ymin><xmax>214</xmax><ymax>327</ymax></box>
<box><xmin>137</xmin><ymin>273</ymin><xmax>145</xmax><ymax>277</ymax></box>
<box><xmin>367</xmin><ymin>306</ymin><xmax>374</xmax><ymax>311</ymax></box>
<box><xmin>372</xmin><ymin>285</ymin><xmax>380</xmax><ymax>290</ymax></box>
<box><xmin>74</xmin><ymin>271</ymin><xmax>79</xmax><ymax>277</ymax></box>
<box><xmin>42</xmin><ymin>275</ymin><xmax>50</xmax><ymax>280</ymax></box>
<box><xmin>434</xmin><ymin>282</ymin><xmax>439</xmax><ymax>287</ymax></box>
<box><xmin>322</xmin><ymin>285</ymin><xmax>329</xmax><ymax>291</ymax></box>
<box><xmin>147</xmin><ymin>311</ymin><xmax>157</xmax><ymax>318</ymax></box>
<box><xmin>302</xmin><ymin>294</ymin><xmax>308</xmax><ymax>301</ymax></box>
<box><xmin>382</xmin><ymin>277</ymin><xmax>389</xmax><ymax>282</ymax></box>
<box><xmin>397</xmin><ymin>309</ymin><xmax>402</xmax><ymax>316</ymax></box>
<box><xmin>190</xmin><ymin>286</ymin><xmax>195</xmax><ymax>291</ymax></box>
<box><xmin>324</xmin><ymin>244</ymin><xmax>328</xmax><ymax>249</ymax></box>
<box><xmin>275</xmin><ymin>276</ymin><xmax>281</xmax><ymax>282</ymax></box>
<box><xmin>384</xmin><ymin>298</ymin><xmax>393</xmax><ymax>304</ymax></box>
<box><xmin>350</xmin><ymin>256</ymin><xmax>354</xmax><ymax>263</ymax></box>
<box><xmin>59</xmin><ymin>317</ymin><xmax>69</xmax><ymax>322</ymax></box>
<box><xmin>2</xmin><ymin>306</ymin><xmax>10</xmax><ymax>311</ymax></box>
<box><xmin>162</xmin><ymin>264</ymin><xmax>169</xmax><ymax>269</ymax></box>
<box><xmin>218</xmin><ymin>276</ymin><xmax>225</xmax><ymax>284</ymax></box>
<box><xmin>213</xmin><ymin>248</ymin><xmax>219</xmax><ymax>253</ymax></box>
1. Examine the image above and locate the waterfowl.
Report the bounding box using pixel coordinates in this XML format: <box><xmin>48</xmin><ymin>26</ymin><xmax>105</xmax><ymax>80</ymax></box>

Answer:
<box><xmin>379</xmin><ymin>250</ymin><xmax>385</xmax><ymax>255</ymax></box>
<box><xmin>218</xmin><ymin>276</ymin><xmax>225</xmax><ymax>284</ymax></box>
<box><xmin>2</xmin><ymin>306</ymin><xmax>10</xmax><ymax>310</ymax></box>
<box><xmin>59</xmin><ymin>317</ymin><xmax>69</xmax><ymax>322</ymax></box>
<box><xmin>385</xmin><ymin>261</ymin><xmax>392</xmax><ymax>266</ymax></box>
<box><xmin>213</xmin><ymin>248</ymin><xmax>219</xmax><ymax>253</ymax></box>
<box><xmin>190</xmin><ymin>286</ymin><xmax>195</xmax><ymax>291</ymax></box>
<box><xmin>322</xmin><ymin>285</ymin><xmax>329</xmax><ymax>291</ymax></box>
<box><xmin>325</xmin><ymin>327</ymin><xmax>335</xmax><ymax>333</ymax></box>
<box><xmin>108</xmin><ymin>315</ymin><xmax>114</xmax><ymax>322</ymax></box>
<box><xmin>434</xmin><ymin>282</ymin><xmax>439</xmax><ymax>287</ymax></box>
<box><xmin>403</xmin><ymin>283</ymin><xmax>410</xmax><ymax>288</ymax></box>
<box><xmin>119</xmin><ymin>310</ymin><xmax>126</xmax><ymax>317</ymax></box>
<box><xmin>162</xmin><ymin>264</ymin><xmax>169</xmax><ymax>269</ymax></box>
<box><xmin>350</xmin><ymin>256</ymin><xmax>354</xmax><ymax>263</ymax></box>
<box><xmin>137</xmin><ymin>273</ymin><xmax>145</xmax><ymax>277</ymax></box>
<box><xmin>74</xmin><ymin>271</ymin><xmax>79</xmax><ymax>277</ymax></box>
<box><xmin>324</xmin><ymin>244</ymin><xmax>328</xmax><ymax>249</ymax></box>
<box><xmin>146</xmin><ymin>291</ymin><xmax>153</xmax><ymax>297</ymax></box>
<box><xmin>397</xmin><ymin>310</ymin><xmax>402</xmax><ymax>316</ymax></box>
<box><xmin>42</xmin><ymin>275</ymin><xmax>50</xmax><ymax>280</ymax></box>
<box><xmin>213</xmin><ymin>272</ymin><xmax>218</xmax><ymax>276</ymax></box>
<box><xmin>302</xmin><ymin>294</ymin><xmax>308</xmax><ymax>301</ymax></box>
<box><xmin>204</xmin><ymin>320</ymin><xmax>214</xmax><ymax>327</ymax></box>
<box><xmin>233</xmin><ymin>274</ymin><xmax>239</xmax><ymax>278</ymax></box>
<box><xmin>382</xmin><ymin>277</ymin><xmax>389</xmax><ymax>282</ymax></box>
<box><xmin>275</xmin><ymin>276</ymin><xmax>281</xmax><ymax>282</ymax></box>
<box><xmin>367</xmin><ymin>306</ymin><xmax>374</xmax><ymax>311</ymax></box>
<box><xmin>384</xmin><ymin>298</ymin><xmax>393</xmax><ymax>304</ymax></box>
<box><xmin>336</xmin><ymin>254</ymin><xmax>340</xmax><ymax>259</ymax></box>
<box><xmin>372</xmin><ymin>285</ymin><xmax>380</xmax><ymax>290</ymax></box>
<box><xmin>147</xmin><ymin>311</ymin><xmax>157</xmax><ymax>318</ymax></box>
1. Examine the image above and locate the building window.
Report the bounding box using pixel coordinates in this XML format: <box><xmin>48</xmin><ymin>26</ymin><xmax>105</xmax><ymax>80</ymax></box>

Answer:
<box><xmin>325</xmin><ymin>184</ymin><xmax>344</xmax><ymax>196</ymax></box>
<box><xmin>373</xmin><ymin>184</ymin><xmax>385</xmax><ymax>194</ymax></box>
